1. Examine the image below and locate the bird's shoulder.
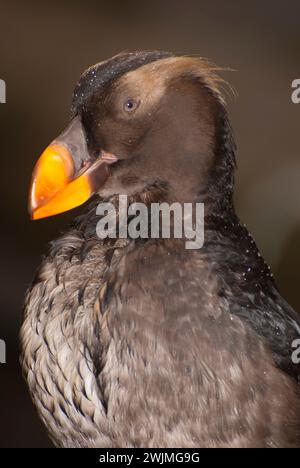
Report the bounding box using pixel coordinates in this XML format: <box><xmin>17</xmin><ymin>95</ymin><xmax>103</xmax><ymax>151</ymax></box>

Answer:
<box><xmin>203</xmin><ymin>218</ymin><xmax>300</xmax><ymax>382</ymax></box>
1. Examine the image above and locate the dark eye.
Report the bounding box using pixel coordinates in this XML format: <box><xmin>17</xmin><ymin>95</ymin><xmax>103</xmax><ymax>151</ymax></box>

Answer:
<box><xmin>123</xmin><ymin>98</ymin><xmax>139</xmax><ymax>113</ymax></box>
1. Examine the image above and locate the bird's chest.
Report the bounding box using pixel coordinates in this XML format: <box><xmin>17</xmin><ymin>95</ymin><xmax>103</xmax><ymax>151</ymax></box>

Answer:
<box><xmin>21</xmin><ymin>239</ymin><xmax>202</xmax><ymax>446</ymax></box>
<box><xmin>21</xmin><ymin>243</ymin><xmax>114</xmax><ymax>447</ymax></box>
<box><xmin>21</xmin><ymin>239</ymin><xmax>245</xmax><ymax>448</ymax></box>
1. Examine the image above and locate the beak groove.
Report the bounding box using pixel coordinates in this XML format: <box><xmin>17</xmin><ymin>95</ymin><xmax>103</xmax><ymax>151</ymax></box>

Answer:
<box><xmin>29</xmin><ymin>118</ymin><xmax>116</xmax><ymax>220</ymax></box>
<box><xmin>29</xmin><ymin>144</ymin><xmax>75</xmax><ymax>215</ymax></box>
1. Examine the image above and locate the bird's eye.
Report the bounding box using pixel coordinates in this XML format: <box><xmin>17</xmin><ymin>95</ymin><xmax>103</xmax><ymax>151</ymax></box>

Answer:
<box><xmin>123</xmin><ymin>98</ymin><xmax>139</xmax><ymax>113</ymax></box>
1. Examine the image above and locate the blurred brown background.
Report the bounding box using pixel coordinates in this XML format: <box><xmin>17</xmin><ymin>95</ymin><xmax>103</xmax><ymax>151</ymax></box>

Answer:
<box><xmin>0</xmin><ymin>0</ymin><xmax>299</xmax><ymax>448</ymax></box>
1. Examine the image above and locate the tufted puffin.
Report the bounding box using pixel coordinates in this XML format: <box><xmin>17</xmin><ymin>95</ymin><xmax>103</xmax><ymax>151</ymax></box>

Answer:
<box><xmin>21</xmin><ymin>51</ymin><xmax>300</xmax><ymax>448</ymax></box>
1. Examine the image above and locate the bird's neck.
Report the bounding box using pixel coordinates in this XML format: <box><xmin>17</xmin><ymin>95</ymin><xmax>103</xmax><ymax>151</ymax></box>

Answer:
<box><xmin>72</xmin><ymin>190</ymin><xmax>275</xmax><ymax>299</ymax></box>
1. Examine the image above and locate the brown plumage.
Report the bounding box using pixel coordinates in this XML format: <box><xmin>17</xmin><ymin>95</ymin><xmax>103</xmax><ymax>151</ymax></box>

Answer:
<box><xmin>20</xmin><ymin>51</ymin><xmax>300</xmax><ymax>448</ymax></box>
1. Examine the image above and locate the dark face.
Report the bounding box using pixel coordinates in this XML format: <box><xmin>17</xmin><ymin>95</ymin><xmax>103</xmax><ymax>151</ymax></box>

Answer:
<box><xmin>29</xmin><ymin>53</ymin><xmax>232</xmax><ymax>220</ymax></box>
<box><xmin>80</xmin><ymin>58</ymin><xmax>220</xmax><ymax>201</ymax></box>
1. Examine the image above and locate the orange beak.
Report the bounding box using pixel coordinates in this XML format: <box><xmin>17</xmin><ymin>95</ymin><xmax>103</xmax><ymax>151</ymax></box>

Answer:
<box><xmin>29</xmin><ymin>117</ymin><xmax>117</xmax><ymax>220</ymax></box>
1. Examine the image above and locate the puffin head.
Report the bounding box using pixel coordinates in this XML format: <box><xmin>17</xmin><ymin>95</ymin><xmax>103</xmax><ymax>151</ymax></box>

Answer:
<box><xmin>29</xmin><ymin>51</ymin><xmax>235</xmax><ymax>220</ymax></box>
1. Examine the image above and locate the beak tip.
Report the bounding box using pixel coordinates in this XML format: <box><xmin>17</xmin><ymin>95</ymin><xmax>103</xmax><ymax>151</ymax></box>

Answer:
<box><xmin>28</xmin><ymin>207</ymin><xmax>35</xmax><ymax>220</ymax></box>
<box><xmin>28</xmin><ymin>193</ymin><xmax>36</xmax><ymax>220</ymax></box>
